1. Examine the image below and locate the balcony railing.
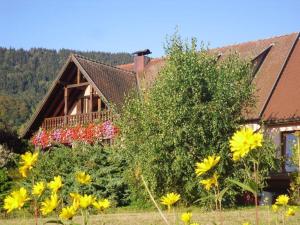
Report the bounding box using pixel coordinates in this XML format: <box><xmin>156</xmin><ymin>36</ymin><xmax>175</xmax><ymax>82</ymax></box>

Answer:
<box><xmin>41</xmin><ymin>110</ymin><xmax>114</xmax><ymax>130</ymax></box>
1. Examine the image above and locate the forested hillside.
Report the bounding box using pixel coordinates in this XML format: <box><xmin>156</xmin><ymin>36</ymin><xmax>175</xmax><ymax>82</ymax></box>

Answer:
<box><xmin>0</xmin><ymin>47</ymin><xmax>133</xmax><ymax>133</ymax></box>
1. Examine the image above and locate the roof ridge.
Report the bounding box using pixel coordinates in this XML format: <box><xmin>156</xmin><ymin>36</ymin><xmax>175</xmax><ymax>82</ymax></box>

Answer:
<box><xmin>118</xmin><ymin>62</ymin><xmax>134</xmax><ymax>67</ymax></box>
<box><xmin>213</xmin><ymin>32</ymin><xmax>299</xmax><ymax>51</ymax></box>
<box><xmin>72</xmin><ymin>53</ymin><xmax>135</xmax><ymax>76</ymax></box>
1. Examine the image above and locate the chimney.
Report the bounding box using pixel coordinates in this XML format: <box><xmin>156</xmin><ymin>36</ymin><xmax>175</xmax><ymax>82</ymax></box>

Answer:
<box><xmin>132</xmin><ymin>49</ymin><xmax>151</xmax><ymax>73</ymax></box>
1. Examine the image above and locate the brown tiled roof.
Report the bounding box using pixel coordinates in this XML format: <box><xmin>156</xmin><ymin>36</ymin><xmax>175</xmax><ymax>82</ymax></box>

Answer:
<box><xmin>117</xmin><ymin>63</ymin><xmax>134</xmax><ymax>71</ymax></box>
<box><xmin>22</xmin><ymin>54</ymin><xmax>137</xmax><ymax>138</ymax></box>
<box><xmin>138</xmin><ymin>58</ymin><xmax>165</xmax><ymax>91</ymax></box>
<box><xmin>73</xmin><ymin>54</ymin><xmax>137</xmax><ymax>107</ymax></box>
<box><xmin>213</xmin><ymin>33</ymin><xmax>299</xmax><ymax>120</ymax></box>
<box><xmin>263</xmin><ymin>38</ymin><xmax>300</xmax><ymax>121</ymax></box>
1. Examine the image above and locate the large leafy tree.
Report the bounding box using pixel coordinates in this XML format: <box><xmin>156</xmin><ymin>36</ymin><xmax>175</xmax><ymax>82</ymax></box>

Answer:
<box><xmin>117</xmin><ymin>35</ymin><xmax>256</xmax><ymax>205</ymax></box>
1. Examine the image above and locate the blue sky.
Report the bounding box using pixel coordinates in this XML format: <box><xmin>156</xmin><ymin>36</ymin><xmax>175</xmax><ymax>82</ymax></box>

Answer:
<box><xmin>0</xmin><ymin>0</ymin><xmax>299</xmax><ymax>57</ymax></box>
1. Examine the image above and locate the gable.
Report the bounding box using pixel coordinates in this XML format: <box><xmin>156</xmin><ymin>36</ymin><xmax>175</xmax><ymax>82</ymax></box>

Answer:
<box><xmin>22</xmin><ymin>54</ymin><xmax>137</xmax><ymax>138</ymax></box>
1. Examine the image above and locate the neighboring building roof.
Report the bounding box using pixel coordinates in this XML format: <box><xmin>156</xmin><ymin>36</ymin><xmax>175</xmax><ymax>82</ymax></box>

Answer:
<box><xmin>22</xmin><ymin>54</ymin><xmax>137</xmax><ymax>138</ymax></box>
<box><xmin>214</xmin><ymin>33</ymin><xmax>299</xmax><ymax>121</ymax></box>
<box><xmin>263</xmin><ymin>38</ymin><xmax>300</xmax><ymax>122</ymax></box>
<box><xmin>117</xmin><ymin>32</ymin><xmax>300</xmax><ymax>122</ymax></box>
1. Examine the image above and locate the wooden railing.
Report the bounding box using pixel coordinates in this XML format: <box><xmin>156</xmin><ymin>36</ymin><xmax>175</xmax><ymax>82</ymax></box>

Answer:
<box><xmin>41</xmin><ymin>111</ymin><xmax>114</xmax><ymax>130</ymax></box>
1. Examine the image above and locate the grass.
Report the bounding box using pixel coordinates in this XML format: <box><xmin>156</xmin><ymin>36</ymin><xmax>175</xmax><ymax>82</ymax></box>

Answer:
<box><xmin>1</xmin><ymin>207</ymin><xmax>300</xmax><ymax>225</ymax></box>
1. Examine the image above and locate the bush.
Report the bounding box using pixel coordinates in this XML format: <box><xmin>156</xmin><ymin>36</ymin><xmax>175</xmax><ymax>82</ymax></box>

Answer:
<box><xmin>0</xmin><ymin>168</ymin><xmax>12</xmax><ymax>209</ymax></box>
<box><xmin>0</xmin><ymin>144</ymin><xmax>18</xmax><ymax>169</ymax></box>
<box><xmin>0</xmin><ymin>144</ymin><xmax>18</xmax><ymax>210</ymax></box>
<box><xmin>116</xmin><ymin>34</ymin><xmax>276</xmax><ymax>207</ymax></box>
<box><xmin>20</xmin><ymin>143</ymin><xmax>130</xmax><ymax>207</ymax></box>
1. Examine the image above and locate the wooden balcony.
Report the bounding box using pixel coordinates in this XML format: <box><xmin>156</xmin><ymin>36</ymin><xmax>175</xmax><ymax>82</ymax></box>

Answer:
<box><xmin>41</xmin><ymin>110</ymin><xmax>114</xmax><ymax>130</ymax></box>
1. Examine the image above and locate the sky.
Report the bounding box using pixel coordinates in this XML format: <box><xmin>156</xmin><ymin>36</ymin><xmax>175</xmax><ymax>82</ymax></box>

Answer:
<box><xmin>0</xmin><ymin>0</ymin><xmax>300</xmax><ymax>57</ymax></box>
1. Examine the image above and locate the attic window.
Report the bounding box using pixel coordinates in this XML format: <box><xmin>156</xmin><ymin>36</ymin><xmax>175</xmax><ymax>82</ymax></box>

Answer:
<box><xmin>251</xmin><ymin>44</ymin><xmax>273</xmax><ymax>76</ymax></box>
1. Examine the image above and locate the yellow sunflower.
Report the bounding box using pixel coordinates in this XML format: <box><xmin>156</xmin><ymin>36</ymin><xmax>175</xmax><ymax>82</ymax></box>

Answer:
<box><xmin>275</xmin><ymin>194</ymin><xmax>289</xmax><ymax>206</ymax></box>
<box><xmin>40</xmin><ymin>193</ymin><xmax>59</xmax><ymax>215</ymax></box>
<box><xmin>75</xmin><ymin>171</ymin><xmax>92</xmax><ymax>185</ymax></box>
<box><xmin>161</xmin><ymin>192</ymin><xmax>180</xmax><ymax>210</ymax></box>
<box><xmin>3</xmin><ymin>187</ymin><xmax>30</xmax><ymax>213</ymax></box>
<box><xmin>195</xmin><ymin>155</ymin><xmax>220</xmax><ymax>176</ymax></box>
<box><xmin>199</xmin><ymin>172</ymin><xmax>219</xmax><ymax>191</ymax></box>
<box><xmin>181</xmin><ymin>212</ymin><xmax>192</xmax><ymax>224</ymax></box>
<box><xmin>32</xmin><ymin>181</ymin><xmax>45</xmax><ymax>197</ymax></box>
<box><xmin>48</xmin><ymin>176</ymin><xmax>63</xmax><ymax>193</ymax></box>
<box><xmin>230</xmin><ymin>127</ymin><xmax>263</xmax><ymax>161</ymax></box>
<box><xmin>59</xmin><ymin>206</ymin><xmax>77</xmax><ymax>220</ymax></box>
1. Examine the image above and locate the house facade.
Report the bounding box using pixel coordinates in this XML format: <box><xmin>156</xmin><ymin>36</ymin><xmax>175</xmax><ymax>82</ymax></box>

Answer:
<box><xmin>22</xmin><ymin>54</ymin><xmax>137</xmax><ymax>139</ymax></box>
<box><xmin>23</xmin><ymin>32</ymin><xmax>300</xmax><ymax>191</ymax></box>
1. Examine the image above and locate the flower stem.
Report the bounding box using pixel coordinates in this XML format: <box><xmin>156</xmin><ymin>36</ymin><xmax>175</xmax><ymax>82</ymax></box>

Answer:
<box><xmin>34</xmin><ymin>202</ymin><xmax>38</xmax><ymax>225</ymax></box>
<box><xmin>217</xmin><ymin>187</ymin><xmax>223</xmax><ymax>225</ymax></box>
<box><xmin>282</xmin><ymin>211</ymin><xmax>285</xmax><ymax>225</ymax></box>
<box><xmin>140</xmin><ymin>175</ymin><xmax>170</xmax><ymax>225</ymax></box>
<box><xmin>172</xmin><ymin>207</ymin><xmax>176</xmax><ymax>225</ymax></box>
<box><xmin>267</xmin><ymin>205</ymin><xmax>270</xmax><ymax>225</ymax></box>
<box><xmin>253</xmin><ymin>161</ymin><xmax>259</xmax><ymax>225</ymax></box>
<box><xmin>32</xmin><ymin>177</ymin><xmax>39</xmax><ymax>225</ymax></box>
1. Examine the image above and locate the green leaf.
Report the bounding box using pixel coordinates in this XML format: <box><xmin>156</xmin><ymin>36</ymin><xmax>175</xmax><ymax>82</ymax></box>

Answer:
<box><xmin>248</xmin><ymin>180</ymin><xmax>259</xmax><ymax>193</ymax></box>
<box><xmin>227</xmin><ymin>178</ymin><xmax>256</xmax><ymax>195</ymax></box>
<box><xmin>43</xmin><ymin>220</ymin><xmax>64</xmax><ymax>225</ymax></box>
<box><xmin>217</xmin><ymin>187</ymin><xmax>229</xmax><ymax>202</ymax></box>
<box><xmin>193</xmin><ymin>194</ymin><xmax>214</xmax><ymax>204</ymax></box>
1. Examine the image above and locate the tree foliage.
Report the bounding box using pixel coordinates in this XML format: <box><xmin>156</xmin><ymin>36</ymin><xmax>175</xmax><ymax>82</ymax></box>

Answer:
<box><xmin>20</xmin><ymin>143</ymin><xmax>130</xmax><ymax>207</ymax></box>
<box><xmin>116</xmin><ymin>35</ymin><xmax>257</xmax><ymax>205</ymax></box>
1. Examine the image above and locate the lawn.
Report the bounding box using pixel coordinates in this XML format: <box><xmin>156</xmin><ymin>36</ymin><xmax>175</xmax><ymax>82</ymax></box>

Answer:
<box><xmin>1</xmin><ymin>207</ymin><xmax>300</xmax><ymax>225</ymax></box>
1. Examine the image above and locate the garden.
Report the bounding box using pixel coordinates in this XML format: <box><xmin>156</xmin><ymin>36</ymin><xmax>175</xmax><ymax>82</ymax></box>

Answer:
<box><xmin>1</xmin><ymin>34</ymin><xmax>300</xmax><ymax>225</ymax></box>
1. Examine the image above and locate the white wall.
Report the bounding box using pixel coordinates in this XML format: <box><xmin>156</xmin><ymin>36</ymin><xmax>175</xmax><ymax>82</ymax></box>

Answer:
<box><xmin>246</xmin><ymin>123</ymin><xmax>300</xmax><ymax>156</ymax></box>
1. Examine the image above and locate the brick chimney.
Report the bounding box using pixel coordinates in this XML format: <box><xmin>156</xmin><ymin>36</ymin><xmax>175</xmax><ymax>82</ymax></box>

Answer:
<box><xmin>132</xmin><ymin>49</ymin><xmax>151</xmax><ymax>73</ymax></box>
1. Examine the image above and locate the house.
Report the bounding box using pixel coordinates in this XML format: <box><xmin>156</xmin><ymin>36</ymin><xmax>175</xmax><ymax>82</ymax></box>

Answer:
<box><xmin>23</xmin><ymin>32</ymin><xmax>300</xmax><ymax>191</ymax></box>
<box><xmin>22</xmin><ymin>54</ymin><xmax>137</xmax><ymax>139</ymax></box>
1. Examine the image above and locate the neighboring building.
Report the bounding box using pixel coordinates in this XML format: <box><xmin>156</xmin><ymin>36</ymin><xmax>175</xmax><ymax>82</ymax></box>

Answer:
<box><xmin>23</xmin><ymin>32</ymin><xmax>300</xmax><ymax>192</ymax></box>
<box><xmin>120</xmin><ymin>32</ymin><xmax>300</xmax><ymax>192</ymax></box>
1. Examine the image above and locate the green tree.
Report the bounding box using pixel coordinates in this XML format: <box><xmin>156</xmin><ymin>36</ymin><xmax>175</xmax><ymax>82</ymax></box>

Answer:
<box><xmin>116</xmin><ymin>34</ymin><xmax>257</xmax><ymax>205</ymax></box>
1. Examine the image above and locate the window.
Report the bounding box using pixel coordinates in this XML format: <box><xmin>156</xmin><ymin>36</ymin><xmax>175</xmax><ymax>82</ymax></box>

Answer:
<box><xmin>92</xmin><ymin>96</ymin><xmax>98</xmax><ymax>112</ymax></box>
<box><xmin>251</xmin><ymin>44</ymin><xmax>273</xmax><ymax>76</ymax></box>
<box><xmin>282</xmin><ymin>132</ymin><xmax>298</xmax><ymax>172</ymax></box>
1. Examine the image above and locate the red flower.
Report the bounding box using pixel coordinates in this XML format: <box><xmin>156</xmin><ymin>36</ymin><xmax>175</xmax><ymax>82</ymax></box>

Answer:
<box><xmin>31</xmin><ymin>120</ymin><xmax>119</xmax><ymax>149</ymax></box>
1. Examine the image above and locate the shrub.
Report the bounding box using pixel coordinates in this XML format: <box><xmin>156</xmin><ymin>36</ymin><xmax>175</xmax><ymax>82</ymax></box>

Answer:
<box><xmin>0</xmin><ymin>144</ymin><xmax>18</xmax><ymax>169</ymax></box>
<box><xmin>116</xmin><ymin>34</ymin><xmax>276</xmax><ymax>207</ymax></box>
<box><xmin>0</xmin><ymin>168</ymin><xmax>12</xmax><ymax>209</ymax></box>
<box><xmin>0</xmin><ymin>144</ymin><xmax>18</xmax><ymax>209</ymax></box>
<box><xmin>20</xmin><ymin>143</ymin><xmax>130</xmax><ymax>207</ymax></box>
